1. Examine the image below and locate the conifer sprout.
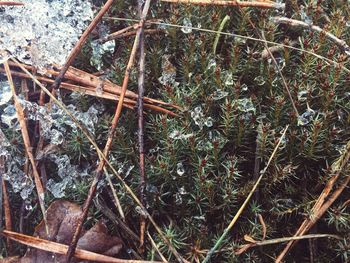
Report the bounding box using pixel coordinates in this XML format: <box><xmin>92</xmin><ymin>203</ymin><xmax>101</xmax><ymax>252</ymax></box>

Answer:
<box><xmin>0</xmin><ymin>0</ymin><xmax>93</xmax><ymax>70</ymax></box>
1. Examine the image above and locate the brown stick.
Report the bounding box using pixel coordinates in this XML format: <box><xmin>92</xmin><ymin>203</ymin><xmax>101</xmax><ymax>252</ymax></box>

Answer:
<box><xmin>51</xmin><ymin>0</ymin><xmax>115</xmax><ymax>90</ymax></box>
<box><xmin>0</xmin><ymin>1</ymin><xmax>23</xmax><ymax>5</ymax></box>
<box><xmin>2</xmin><ymin>230</ymin><xmax>162</xmax><ymax>263</ymax></box>
<box><xmin>102</xmin><ymin>28</ymin><xmax>164</xmax><ymax>43</ymax></box>
<box><xmin>1</xmin><ymin>156</ymin><xmax>13</xmax><ymax>255</ymax></box>
<box><xmin>137</xmin><ymin>0</ymin><xmax>146</xmax><ymax>252</ymax></box>
<box><xmin>161</xmin><ymin>0</ymin><xmax>283</xmax><ymax>9</ymax></box>
<box><xmin>271</xmin><ymin>17</ymin><xmax>350</xmax><ymax>55</ymax></box>
<box><xmin>3</xmin><ymin>61</ymin><xmax>48</xmax><ymax>234</ymax></box>
<box><xmin>64</xmin><ymin>1</ymin><xmax>153</xmax><ymax>261</ymax></box>
<box><xmin>1</xmin><ymin>68</ymin><xmax>178</xmax><ymax>116</ymax></box>
<box><xmin>7</xmin><ymin>61</ymin><xmax>180</xmax><ymax>109</ymax></box>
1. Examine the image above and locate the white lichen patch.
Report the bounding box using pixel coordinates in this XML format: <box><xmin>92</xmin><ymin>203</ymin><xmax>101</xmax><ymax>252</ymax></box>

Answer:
<box><xmin>0</xmin><ymin>0</ymin><xmax>93</xmax><ymax>69</ymax></box>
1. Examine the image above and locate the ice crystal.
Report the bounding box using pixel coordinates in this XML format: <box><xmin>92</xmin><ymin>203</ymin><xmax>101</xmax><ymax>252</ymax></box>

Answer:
<box><xmin>0</xmin><ymin>0</ymin><xmax>93</xmax><ymax>70</ymax></box>
<box><xmin>224</xmin><ymin>72</ymin><xmax>234</xmax><ymax>86</ymax></box>
<box><xmin>235</xmin><ymin>98</ymin><xmax>256</xmax><ymax>113</ymax></box>
<box><xmin>1</xmin><ymin>105</ymin><xmax>17</xmax><ymax>128</ymax></box>
<box><xmin>0</xmin><ymin>81</ymin><xmax>12</xmax><ymax>105</ymax></box>
<box><xmin>254</xmin><ymin>76</ymin><xmax>266</xmax><ymax>86</ymax></box>
<box><xmin>176</xmin><ymin>162</ymin><xmax>185</xmax><ymax>176</ymax></box>
<box><xmin>212</xmin><ymin>89</ymin><xmax>229</xmax><ymax>100</ymax></box>
<box><xmin>181</xmin><ymin>17</ymin><xmax>193</xmax><ymax>34</ymax></box>
<box><xmin>90</xmin><ymin>40</ymin><xmax>115</xmax><ymax>70</ymax></box>
<box><xmin>298</xmin><ymin>108</ymin><xmax>316</xmax><ymax>126</ymax></box>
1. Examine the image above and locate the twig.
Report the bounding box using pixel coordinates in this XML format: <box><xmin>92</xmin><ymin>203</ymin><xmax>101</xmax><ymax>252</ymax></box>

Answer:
<box><xmin>3</xmin><ymin>61</ymin><xmax>48</xmax><ymax>235</ymax></box>
<box><xmin>64</xmin><ymin>1</ymin><xmax>168</xmax><ymax>262</ymax></box>
<box><xmin>0</xmin><ymin>1</ymin><xmax>23</xmax><ymax>5</ymax></box>
<box><xmin>235</xmin><ymin>234</ymin><xmax>341</xmax><ymax>255</ymax></box>
<box><xmin>104</xmin><ymin>17</ymin><xmax>350</xmax><ymax>75</ymax></box>
<box><xmin>147</xmin><ymin>232</ymin><xmax>168</xmax><ymax>262</ymax></box>
<box><xmin>1</xmin><ymin>156</ymin><xmax>13</xmax><ymax>254</ymax></box>
<box><xmin>1</xmin><ymin>230</ymin><xmax>162</xmax><ymax>263</ymax></box>
<box><xmin>271</xmin><ymin>17</ymin><xmax>350</xmax><ymax>56</ymax></box>
<box><xmin>51</xmin><ymin>0</ymin><xmax>115</xmax><ymax>90</ymax></box>
<box><xmin>202</xmin><ymin>126</ymin><xmax>289</xmax><ymax>263</ymax></box>
<box><xmin>102</xmin><ymin>29</ymin><xmax>164</xmax><ymax>43</ymax></box>
<box><xmin>161</xmin><ymin>0</ymin><xmax>284</xmax><ymax>9</ymax></box>
<box><xmin>6</xmin><ymin>61</ymin><xmax>180</xmax><ymax>110</ymax></box>
<box><xmin>1</xmin><ymin>67</ymin><xmax>178</xmax><ymax>116</ymax></box>
<box><xmin>137</xmin><ymin>0</ymin><xmax>147</xmax><ymax>253</ymax></box>
<box><xmin>13</xmin><ymin>58</ymin><xmax>186</xmax><ymax>263</ymax></box>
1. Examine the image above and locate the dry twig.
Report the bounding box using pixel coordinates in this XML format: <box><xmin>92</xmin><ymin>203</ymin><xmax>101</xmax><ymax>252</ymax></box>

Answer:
<box><xmin>1</xmin><ymin>230</ymin><xmax>162</xmax><ymax>263</ymax></box>
<box><xmin>161</xmin><ymin>0</ymin><xmax>283</xmax><ymax>9</ymax></box>
<box><xmin>3</xmin><ymin>61</ymin><xmax>48</xmax><ymax>234</ymax></box>
<box><xmin>271</xmin><ymin>17</ymin><xmax>350</xmax><ymax>55</ymax></box>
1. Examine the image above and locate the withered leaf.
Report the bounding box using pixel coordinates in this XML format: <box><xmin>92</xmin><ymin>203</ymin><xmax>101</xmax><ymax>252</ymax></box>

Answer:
<box><xmin>2</xmin><ymin>200</ymin><xmax>122</xmax><ymax>263</ymax></box>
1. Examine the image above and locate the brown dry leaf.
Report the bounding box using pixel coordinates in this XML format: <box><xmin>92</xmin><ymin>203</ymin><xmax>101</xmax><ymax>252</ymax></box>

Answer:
<box><xmin>2</xmin><ymin>200</ymin><xmax>122</xmax><ymax>263</ymax></box>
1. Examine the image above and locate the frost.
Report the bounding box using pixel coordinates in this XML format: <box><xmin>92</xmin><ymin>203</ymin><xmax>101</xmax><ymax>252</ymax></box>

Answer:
<box><xmin>298</xmin><ymin>107</ymin><xmax>316</xmax><ymax>126</ymax></box>
<box><xmin>0</xmin><ymin>0</ymin><xmax>93</xmax><ymax>70</ymax></box>
<box><xmin>176</xmin><ymin>162</ymin><xmax>185</xmax><ymax>176</ymax></box>
<box><xmin>212</xmin><ymin>89</ymin><xmax>229</xmax><ymax>100</ymax></box>
<box><xmin>234</xmin><ymin>98</ymin><xmax>256</xmax><ymax>113</ymax></box>
<box><xmin>224</xmin><ymin>72</ymin><xmax>234</xmax><ymax>86</ymax></box>
<box><xmin>254</xmin><ymin>76</ymin><xmax>265</xmax><ymax>86</ymax></box>
<box><xmin>1</xmin><ymin>105</ymin><xmax>18</xmax><ymax>128</ymax></box>
<box><xmin>207</xmin><ymin>59</ymin><xmax>217</xmax><ymax>70</ymax></box>
<box><xmin>181</xmin><ymin>17</ymin><xmax>193</xmax><ymax>34</ymax></box>
<box><xmin>0</xmin><ymin>81</ymin><xmax>12</xmax><ymax>105</ymax></box>
<box><xmin>90</xmin><ymin>40</ymin><xmax>115</xmax><ymax>70</ymax></box>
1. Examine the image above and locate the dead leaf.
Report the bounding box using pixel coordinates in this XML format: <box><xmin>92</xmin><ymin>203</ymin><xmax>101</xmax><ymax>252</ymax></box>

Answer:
<box><xmin>1</xmin><ymin>200</ymin><xmax>123</xmax><ymax>263</ymax></box>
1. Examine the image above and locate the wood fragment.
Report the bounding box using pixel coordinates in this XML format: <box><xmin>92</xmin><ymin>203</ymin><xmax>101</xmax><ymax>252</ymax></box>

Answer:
<box><xmin>161</xmin><ymin>0</ymin><xmax>283</xmax><ymax>8</ymax></box>
<box><xmin>271</xmin><ymin>17</ymin><xmax>350</xmax><ymax>55</ymax></box>
<box><xmin>1</xmin><ymin>230</ymin><xmax>162</xmax><ymax>263</ymax></box>
<box><xmin>0</xmin><ymin>1</ymin><xmax>23</xmax><ymax>5</ymax></box>
<box><xmin>3</xmin><ymin>61</ymin><xmax>48</xmax><ymax>235</ymax></box>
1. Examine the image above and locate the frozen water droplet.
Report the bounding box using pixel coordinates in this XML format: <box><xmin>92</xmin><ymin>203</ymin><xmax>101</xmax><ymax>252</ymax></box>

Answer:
<box><xmin>191</xmin><ymin>106</ymin><xmax>205</xmax><ymax>129</ymax></box>
<box><xmin>298</xmin><ymin>90</ymin><xmax>308</xmax><ymax>102</ymax></box>
<box><xmin>346</xmin><ymin>21</ymin><xmax>350</xmax><ymax>27</ymax></box>
<box><xmin>135</xmin><ymin>206</ymin><xmax>148</xmax><ymax>217</ymax></box>
<box><xmin>207</xmin><ymin>59</ymin><xmax>216</xmax><ymax>70</ymax></box>
<box><xmin>169</xmin><ymin>130</ymin><xmax>181</xmax><ymax>140</ymax></box>
<box><xmin>181</xmin><ymin>17</ymin><xmax>192</xmax><ymax>34</ymax></box>
<box><xmin>235</xmin><ymin>98</ymin><xmax>256</xmax><ymax>113</ymax></box>
<box><xmin>176</xmin><ymin>162</ymin><xmax>185</xmax><ymax>176</ymax></box>
<box><xmin>50</xmin><ymin>129</ymin><xmax>64</xmax><ymax>145</ymax></box>
<box><xmin>212</xmin><ymin>89</ymin><xmax>228</xmax><ymax>100</ymax></box>
<box><xmin>90</xmin><ymin>40</ymin><xmax>115</xmax><ymax>70</ymax></box>
<box><xmin>0</xmin><ymin>81</ymin><xmax>12</xmax><ymax>105</ymax></box>
<box><xmin>297</xmin><ymin>108</ymin><xmax>315</xmax><ymax>126</ymax></box>
<box><xmin>254</xmin><ymin>76</ymin><xmax>265</xmax><ymax>86</ymax></box>
<box><xmin>178</xmin><ymin>186</ymin><xmax>187</xmax><ymax>195</ymax></box>
<box><xmin>224</xmin><ymin>72</ymin><xmax>234</xmax><ymax>86</ymax></box>
<box><xmin>175</xmin><ymin>192</ymin><xmax>183</xmax><ymax>205</ymax></box>
<box><xmin>300</xmin><ymin>6</ymin><xmax>312</xmax><ymax>25</ymax></box>
<box><xmin>205</xmin><ymin>117</ymin><xmax>213</xmax><ymax>127</ymax></box>
<box><xmin>241</xmin><ymin>84</ymin><xmax>248</xmax><ymax>91</ymax></box>
<box><xmin>1</xmin><ymin>105</ymin><xmax>17</xmax><ymax>128</ymax></box>
<box><xmin>25</xmin><ymin>201</ymin><xmax>33</xmax><ymax>210</ymax></box>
